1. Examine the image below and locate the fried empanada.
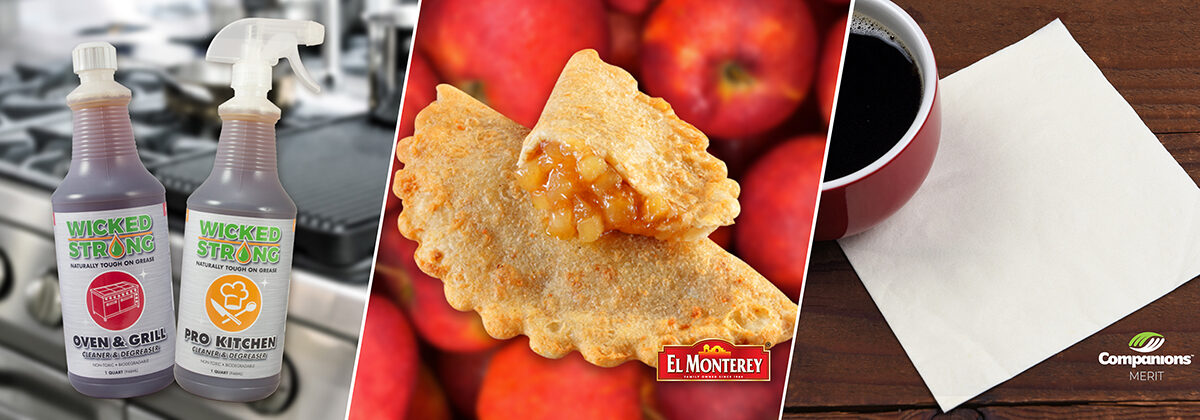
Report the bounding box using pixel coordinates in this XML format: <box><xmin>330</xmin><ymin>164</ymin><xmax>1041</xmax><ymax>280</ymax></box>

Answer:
<box><xmin>515</xmin><ymin>49</ymin><xmax>739</xmax><ymax>242</ymax></box>
<box><xmin>394</xmin><ymin>85</ymin><xmax>795</xmax><ymax>368</ymax></box>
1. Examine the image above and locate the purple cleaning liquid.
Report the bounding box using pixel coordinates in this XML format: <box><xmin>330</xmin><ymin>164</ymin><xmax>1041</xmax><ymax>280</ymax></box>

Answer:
<box><xmin>172</xmin><ymin>18</ymin><xmax>319</xmax><ymax>401</ymax></box>
<box><xmin>51</xmin><ymin>60</ymin><xmax>176</xmax><ymax>398</ymax></box>
<box><xmin>174</xmin><ymin>116</ymin><xmax>297</xmax><ymax>402</ymax></box>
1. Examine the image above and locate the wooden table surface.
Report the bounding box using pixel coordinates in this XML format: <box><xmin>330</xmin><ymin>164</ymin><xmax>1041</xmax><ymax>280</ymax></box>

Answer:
<box><xmin>784</xmin><ymin>1</ymin><xmax>1200</xmax><ymax>418</ymax></box>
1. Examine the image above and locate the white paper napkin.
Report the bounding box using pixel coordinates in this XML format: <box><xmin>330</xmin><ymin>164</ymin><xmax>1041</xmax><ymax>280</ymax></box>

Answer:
<box><xmin>838</xmin><ymin>19</ymin><xmax>1200</xmax><ymax>411</ymax></box>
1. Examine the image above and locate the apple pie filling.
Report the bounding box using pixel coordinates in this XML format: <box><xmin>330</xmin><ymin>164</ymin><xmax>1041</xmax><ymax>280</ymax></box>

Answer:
<box><xmin>516</xmin><ymin>141</ymin><xmax>676</xmax><ymax>242</ymax></box>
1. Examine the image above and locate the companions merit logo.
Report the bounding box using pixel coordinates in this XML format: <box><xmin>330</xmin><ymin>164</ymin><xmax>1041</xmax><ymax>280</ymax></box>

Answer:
<box><xmin>194</xmin><ymin>219</ymin><xmax>283</xmax><ymax>265</ymax></box>
<box><xmin>65</xmin><ymin>215</ymin><xmax>156</xmax><ymax>260</ymax></box>
<box><xmin>657</xmin><ymin>339</ymin><xmax>770</xmax><ymax>381</ymax></box>
<box><xmin>1098</xmin><ymin>331</ymin><xmax>1192</xmax><ymax>381</ymax></box>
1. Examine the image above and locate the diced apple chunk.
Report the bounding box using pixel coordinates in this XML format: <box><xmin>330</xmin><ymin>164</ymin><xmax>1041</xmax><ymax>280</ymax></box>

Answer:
<box><xmin>515</xmin><ymin>141</ymin><xmax>682</xmax><ymax>242</ymax></box>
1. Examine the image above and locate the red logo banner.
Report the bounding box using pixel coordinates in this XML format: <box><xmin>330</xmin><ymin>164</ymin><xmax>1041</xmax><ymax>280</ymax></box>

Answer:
<box><xmin>657</xmin><ymin>339</ymin><xmax>770</xmax><ymax>381</ymax></box>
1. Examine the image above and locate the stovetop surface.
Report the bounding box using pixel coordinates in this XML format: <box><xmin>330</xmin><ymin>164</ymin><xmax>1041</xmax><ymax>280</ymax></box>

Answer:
<box><xmin>158</xmin><ymin>117</ymin><xmax>394</xmax><ymax>271</ymax></box>
<box><xmin>0</xmin><ymin>62</ymin><xmax>391</xmax><ymax>278</ymax></box>
<box><xmin>0</xmin><ymin>63</ymin><xmax>216</xmax><ymax>183</ymax></box>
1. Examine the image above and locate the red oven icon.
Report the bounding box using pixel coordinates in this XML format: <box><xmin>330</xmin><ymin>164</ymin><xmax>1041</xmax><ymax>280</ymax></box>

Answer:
<box><xmin>89</xmin><ymin>281</ymin><xmax>141</xmax><ymax>321</ymax></box>
<box><xmin>85</xmin><ymin>272</ymin><xmax>145</xmax><ymax>330</ymax></box>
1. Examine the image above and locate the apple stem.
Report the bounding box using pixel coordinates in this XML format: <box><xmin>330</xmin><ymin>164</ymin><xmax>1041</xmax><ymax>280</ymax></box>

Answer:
<box><xmin>459</xmin><ymin>80</ymin><xmax>488</xmax><ymax>104</ymax></box>
<box><xmin>720</xmin><ymin>61</ymin><xmax>756</xmax><ymax>89</ymax></box>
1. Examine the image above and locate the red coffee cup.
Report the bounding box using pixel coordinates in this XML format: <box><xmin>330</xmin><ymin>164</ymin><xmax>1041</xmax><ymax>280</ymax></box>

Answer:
<box><xmin>814</xmin><ymin>0</ymin><xmax>940</xmax><ymax>241</ymax></box>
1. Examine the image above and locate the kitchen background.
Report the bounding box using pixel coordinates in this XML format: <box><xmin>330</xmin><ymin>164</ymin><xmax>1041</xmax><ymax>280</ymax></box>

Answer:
<box><xmin>0</xmin><ymin>0</ymin><xmax>414</xmax><ymax>418</ymax></box>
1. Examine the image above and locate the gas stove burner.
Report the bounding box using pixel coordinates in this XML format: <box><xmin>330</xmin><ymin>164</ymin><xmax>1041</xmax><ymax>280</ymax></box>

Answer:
<box><xmin>0</xmin><ymin>131</ymin><xmax>34</xmax><ymax>164</ymax></box>
<box><xmin>0</xmin><ymin>94</ymin><xmax>63</xmax><ymax>119</ymax></box>
<box><xmin>13</xmin><ymin>62</ymin><xmax>69</xmax><ymax>83</ymax></box>
<box><xmin>76</xmin><ymin>23</ymin><xmax>149</xmax><ymax>37</ymax></box>
<box><xmin>0</xmin><ymin>63</ymin><xmax>218</xmax><ymax>189</ymax></box>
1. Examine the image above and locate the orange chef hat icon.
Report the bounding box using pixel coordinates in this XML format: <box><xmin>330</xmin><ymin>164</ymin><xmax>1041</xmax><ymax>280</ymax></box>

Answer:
<box><xmin>219</xmin><ymin>281</ymin><xmax>250</xmax><ymax>310</ymax></box>
<box><xmin>205</xmin><ymin>274</ymin><xmax>262</xmax><ymax>332</ymax></box>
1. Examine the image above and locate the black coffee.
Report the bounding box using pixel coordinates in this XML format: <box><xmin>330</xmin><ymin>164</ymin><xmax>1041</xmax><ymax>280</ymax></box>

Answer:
<box><xmin>825</xmin><ymin>25</ymin><xmax>922</xmax><ymax>181</ymax></box>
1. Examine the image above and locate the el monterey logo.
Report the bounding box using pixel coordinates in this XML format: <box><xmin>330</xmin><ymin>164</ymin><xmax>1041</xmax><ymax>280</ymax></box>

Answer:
<box><xmin>1128</xmin><ymin>332</ymin><xmax>1164</xmax><ymax>353</ymax></box>
<box><xmin>657</xmin><ymin>339</ymin><xmax>769</xmax><ymax>381</ymax></box>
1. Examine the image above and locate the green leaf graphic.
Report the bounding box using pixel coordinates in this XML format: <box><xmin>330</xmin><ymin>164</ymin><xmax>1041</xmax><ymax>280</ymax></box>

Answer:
<box><xmin>1129</xmin><ymin>332</ymin><xmax>1162</xmax><ymax>348</ymax></box>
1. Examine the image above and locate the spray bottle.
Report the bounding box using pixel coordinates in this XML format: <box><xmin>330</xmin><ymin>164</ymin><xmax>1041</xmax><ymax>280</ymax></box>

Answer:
<box><xmin>51</xmin><ymin>42</ymin><xmax>176</xmax><ymax>398</ymax></box>
<box><xmin>174</xmin><ymin>18</ymin><xmax>323</xmax><ymax>401</ymax></box>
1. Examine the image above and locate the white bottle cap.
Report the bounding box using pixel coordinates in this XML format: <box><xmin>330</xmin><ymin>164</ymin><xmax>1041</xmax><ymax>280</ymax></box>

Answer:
<box><xmin>72</xmin><ymin>42</ymin><xmax>118</xmax><ymax>73</ymax></box>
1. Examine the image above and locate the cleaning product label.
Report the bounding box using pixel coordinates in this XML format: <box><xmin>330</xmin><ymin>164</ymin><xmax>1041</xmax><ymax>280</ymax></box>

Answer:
<box><xmin>52</xmin><ymin>203</ymin><xmax>175</xmax><ymax>379</ymax></box>
<box><xmin>176</xmin><ymin>210</ymin><xmax>294</xmax><ymax>379</ymax></box>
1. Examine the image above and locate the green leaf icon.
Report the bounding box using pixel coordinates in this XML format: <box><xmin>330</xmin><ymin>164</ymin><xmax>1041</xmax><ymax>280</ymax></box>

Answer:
<box><xmin>1129</xmin><ymin>332</ymin><xmax>1163</xmax><ymax>348</ymax></box>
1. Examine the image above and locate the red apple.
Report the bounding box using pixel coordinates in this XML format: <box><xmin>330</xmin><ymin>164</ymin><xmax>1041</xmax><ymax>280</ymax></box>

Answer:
<box><xmin>707</xmin><ymin>133</ymin><xmax>774</xmax><ymax>180</ymax></box>
<box><xmin>375</xmin><ymin>223</ymin><xmax>501</xmax><ymax>352</ymax></box>
<box><xmin>403</xmin><ymin>262</ymin><xmax>501</xmax><ymax>352</ymax></box>
<box><xmin>652</xmin><ymin>341</ymin><xmax>793</xmax><ymax>420</ymax></box>
<box><xmin>606</xmin><ymin>0</ymin><xmax>657</xmax><ymax>16</ymax></box>
<box><xmin>384</xmin><ymin>186</ymin><xmax>400</xmax><ymax>214</ymax></box>
<box><xmin>735</xmin><ymin>136</ymin><xmax>825</xmax><ymax>301</ymax></box>
<box><xmin>709</xmin><ymin>225</ymin><xmax>733</xmax><ymax>250</ymax></box>
<box><xmin>347</xmin><ymin>293</ymin><xmax>418</xmax><ymax>419</ymax></box>
<box><xmin>417</xmin><ymin>0</ymin><xmax>610</xmax><ymax>127</ymax></box>
<box><xmin>407</xmin><ymin>364</ymin><xmax>453</xmax><ymax>420</ymax></box>
<box><xmin>818</xmin><ymin>16</ymin><xmax>848</xmax><ymax>125</ymax></box>
<box><xmin>477</xmin><ymin>338</ymin><xmax>650</xmax><ymax>420</ymax></box>
<box><xmin>373</xmin><ymin>210</ymin><xmax>406</xmax><ymax>281</ymax></box>
<box><xmin>641</xmin><ymin>0</ymin><xmax>818</xmax><ymax>139</ymax></box>
<box><xmin>607</xmin><ymin>11</ymin><xmax>643</xmax><ymax>74</ymax></box>
<box><xmin>435</xmin><ymin>348</ymin><xmax>498</xmax><ymax>417</ymax></box>
<box><xmin>399</xmin><ymin>53</ymin><xmax>439</xmax><ymax>138</ymax></box>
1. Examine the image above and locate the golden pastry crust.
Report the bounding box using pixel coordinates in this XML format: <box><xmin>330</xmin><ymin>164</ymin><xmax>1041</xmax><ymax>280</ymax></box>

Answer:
<box><xmin>394</xmin><ymin>85</ymin><xmax>795</xmax><ymax>367</ymax></box>
<box><xmin>517</xmin><ymin>49</ymin><xmax>740</xmax><ymax>242</ymax></box>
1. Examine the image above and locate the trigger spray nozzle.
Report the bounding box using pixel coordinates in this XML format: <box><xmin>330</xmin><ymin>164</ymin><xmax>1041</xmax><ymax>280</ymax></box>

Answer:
<box><xmin>207</xmin><ymin>18</ymin><xmax>325</xmax><ymax>116</ymax></box>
